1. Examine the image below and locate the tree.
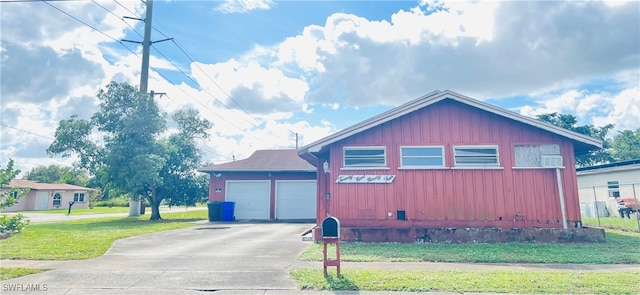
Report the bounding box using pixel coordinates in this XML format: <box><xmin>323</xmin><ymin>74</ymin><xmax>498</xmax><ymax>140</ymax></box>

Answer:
<box><xmin>536</xmin><ymin>113</ymin><xmax>614</xmax><ymax>167</ymax></box>
<box><xmin>25</xmin><ymin>164</ymin><xmax>88</xmax><ymax>186</ymax></box>
<box><xmin>1</xmin><ymin>159</ymin><xmax>30</xmax><ymax>238</ymax></box>
<box><xmin>48</xmin><ymin>82</ymin><xmax>212</xmax><ymax>220</ymax></box>
<box><xmin>157</xmin><ymin>110</ymin><xmax>212</xmax><ymax>209</ymax></box>
<box><xmin>611</xmin><ymin>128</ymin><xmax>640</xmax><ymax>161</ymax></box>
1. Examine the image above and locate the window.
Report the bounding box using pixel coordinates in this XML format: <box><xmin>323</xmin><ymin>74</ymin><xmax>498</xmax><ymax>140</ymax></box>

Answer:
<box><xmin>608</xmin><ymin>181</ymin><xmax>620</xmax><ymax>198</ymax></box>
<box><xmin>400</xmin><ymin>146</ymin><xmax>444</xmax><ymax>167</ymax></box>
<box><xmin>10</xmin><ymin>191</ymin><xmax>18</xmax><ymax>199</ymax></box>
<box><xmin>74</xmin><ymin>192</ymin><xmax>85</xmax><ymax>202</ymax></box>
<box><xmin>343</xmin><ymin>146</ymin><xmax>387</xmax><ymax>168</ymax></box>
<box><xmin>53</xmin><ymin>192</ymin><xmax>62</xmax><ymax>206</ymax></box>
<box><xmin>514</xmin><ymin>144</ymin><xmax>560</xmax><ymax>167</ymax></box>
<box><xmin>453</xmin><ymin>146</ymin><xmax>499</xmax><ymax>167</ymax></box>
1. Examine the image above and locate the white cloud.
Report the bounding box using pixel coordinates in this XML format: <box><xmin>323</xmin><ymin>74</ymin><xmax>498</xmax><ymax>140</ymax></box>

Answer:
<box><xmin>519</xmin><ymin>86</ymin><xmax>640</xmax><ymax>133</ymax></box>
<box><xmin>1</xmin><ymin>0</ymin><xmax>639</xmax><ymax>177</ymax></box>
<box><xmin>215</xmin><ymin>0</ymin><xmax>274</xmax><ymax>14</ymax></box>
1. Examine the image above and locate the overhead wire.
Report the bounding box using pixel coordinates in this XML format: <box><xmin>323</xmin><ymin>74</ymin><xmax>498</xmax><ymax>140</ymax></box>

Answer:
<box><xmin>107</xmin><ymin>0</ymin><xmax>288</xmax><ymax>145</ymax></box>
<box><xmin>41</xmin><ymin>0</ymin><xmax>290</xmax><ymax>153</ymax></box>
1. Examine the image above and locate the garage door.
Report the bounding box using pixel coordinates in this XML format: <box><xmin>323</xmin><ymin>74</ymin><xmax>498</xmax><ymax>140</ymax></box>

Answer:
<box><xmin>276</xmin><ymin>180</ymin><xmax>317</xmax><ymax>220</ymax></box>
<box><xmin>226</xmin><ymin>181</ymin><xmax>270</xmax><ymax>220</ymax></box>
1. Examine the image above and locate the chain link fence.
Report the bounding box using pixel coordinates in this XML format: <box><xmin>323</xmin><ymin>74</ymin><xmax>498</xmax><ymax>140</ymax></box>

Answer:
<box><xmin>578</xmin><ymin>182</ymin><xmax>640</xmax><ymax>232</ymax></box>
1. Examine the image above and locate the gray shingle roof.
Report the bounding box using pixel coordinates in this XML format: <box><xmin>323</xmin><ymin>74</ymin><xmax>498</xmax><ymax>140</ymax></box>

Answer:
<box><xmin>198</xmin><ymin>149</ymin><xmax>315</xmax><ymax>172</ymax></box>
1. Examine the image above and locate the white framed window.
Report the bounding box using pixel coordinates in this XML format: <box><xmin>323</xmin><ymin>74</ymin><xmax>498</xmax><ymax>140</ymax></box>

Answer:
<box><xmin>53</xmin><ymin>192</ymin><xmax>62</xmax><ymax>206</ymax></box>
<box><xmin>607</xmin><ymin>181</ymin><xmax>620</xmax><ymax>198</ymax></box>
<box><xmin>74</xmin><ymin>192</ymin><xmax>85</xmax><ymax>202</ymax></box>
<box><xmin>400</xmin><ymin>146</ymin><xmax>445</xmax><ymax>168</ymax></box>
<box><xmin>343</xmin><ymin>146</ymin><xmax>387</xmax><ymax>168</ymax></box>
<box><xmin>453</xmin><ymin>146</ymin><xmax>500</xmax><ymax>167</ymax></box>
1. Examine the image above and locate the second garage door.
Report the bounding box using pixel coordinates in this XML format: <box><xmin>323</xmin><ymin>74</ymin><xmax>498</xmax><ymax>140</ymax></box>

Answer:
<box><xmin>276</xmin><ymin>180</ymin><xmax>317</xmax><ymax>220</ymax></box>
<box><xmin>226</xmin><ymin>180</ymin><xmax>270</xmax><ymax>220</ymax></box>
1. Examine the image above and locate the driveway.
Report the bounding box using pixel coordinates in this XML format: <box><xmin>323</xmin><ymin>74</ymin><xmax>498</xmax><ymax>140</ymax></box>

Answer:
<box><xmin>1</xmin><ymin>222</ymin><xmax>315</xmax><ymax>295</ymax></box>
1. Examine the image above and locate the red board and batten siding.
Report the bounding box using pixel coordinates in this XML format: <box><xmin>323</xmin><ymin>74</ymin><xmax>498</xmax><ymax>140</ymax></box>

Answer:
<box><xmin>316</xmin><ymin>100</ymin><xmax>581</xmax><ymax>229</ymax></box>
<box><xmin>208</xmin><ymin>171</ymin><xmax>316</xmax><ymax>220</ymax></box>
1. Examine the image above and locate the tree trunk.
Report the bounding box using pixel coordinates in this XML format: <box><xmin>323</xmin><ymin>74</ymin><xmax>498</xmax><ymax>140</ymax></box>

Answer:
<box><xmin>149</xmin><ymin>186</ymin><xmax>162</xmax><ymax>220</ymax></box>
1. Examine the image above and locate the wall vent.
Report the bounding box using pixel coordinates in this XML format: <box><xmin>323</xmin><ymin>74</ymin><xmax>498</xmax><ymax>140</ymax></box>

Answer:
<box><xmin>541</xmin><ymin>155</ymin><xmax>563</xmax><ymax>168</ymax></box>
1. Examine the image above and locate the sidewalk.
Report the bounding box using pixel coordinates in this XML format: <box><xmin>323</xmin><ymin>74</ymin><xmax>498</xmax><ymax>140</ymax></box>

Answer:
<box><xmin>15</xmin><ymin>206</ymin><xmax>207</xmax><ymax>223</ymax></box>
<box><xmin>289</xmin><ymin>260</ymin><xmax>640</xmax><ymax>272</ymax></box>
<box><xmin>3</xmin><ymin>259</ymin><xmax>638</xmax><ymax>272</ymax></box>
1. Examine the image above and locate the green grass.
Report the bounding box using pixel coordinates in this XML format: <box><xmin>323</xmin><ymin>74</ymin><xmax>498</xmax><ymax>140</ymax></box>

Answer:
<box><xmin>583</xmin><ymin>216</ymin><xmax>640</xmax><ymax>232</ymax></box>
<box><xmin>0</xmin><ymin>209</ymin><xmax>207</xmax><ymax>260</ymax></box>
<box><xmin>290</xmin><ymin>269</ymin><xmax>640</xmax><ymax>294</ymax></box>
<box><xmin>298</xmin><ymin>230</ymin><xmax>640</xmax><ymax>264</ymax></box>
<box><xmin>21</xmin><ymin>207</ymin><xmax>130</xmax><ymax>215</ymax></box>
<box><xmin>0</xmin><ymin>267</ymin><xmax>51</xmax><ymax>280</ymax></box>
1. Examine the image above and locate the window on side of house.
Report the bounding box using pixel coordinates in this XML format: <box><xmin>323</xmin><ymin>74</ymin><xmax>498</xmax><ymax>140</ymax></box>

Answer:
<box><xmin>53</xmin><ymin>192</ymin><xmax>62</xmax><ymax>206</ymax></box>
<box><xmin>453</xmin><ymin>146</ymin><xmax>500</xmax><ymax>167</ymax></box>
<box><xmin>514</xmin><ymin>144</ymin><xmax>561</xmax><ymax>167</ymax></box>
<box><xmin>74</xmin><ymin>192</ymin><xmax>85</xmax><ymax>202</ymax></box>
<box><xmin>343</xmin><ymin>146</ymin><xmax>387</xmax><ymax>168</ymax></box>
<box><xmin>400</xmin><ymin>146</ymin><xmax>445</xmax><ymax>168</ymax></box>
<box><xmin>607</xmin><ymin>181</ymin><xmax>620</xmax><ymax>198</ymax></box>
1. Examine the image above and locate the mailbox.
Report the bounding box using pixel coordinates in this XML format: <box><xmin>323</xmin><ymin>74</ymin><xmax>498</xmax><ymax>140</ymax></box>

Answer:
<box><xmin>321</xmin><ymin>216</ymin><xmax>341</xmax><ymax>277</ymax></box>
<box><xmin>322</xmin><ymin>216</ymin><xmax>340</xmax><ymax>239</ymax></box>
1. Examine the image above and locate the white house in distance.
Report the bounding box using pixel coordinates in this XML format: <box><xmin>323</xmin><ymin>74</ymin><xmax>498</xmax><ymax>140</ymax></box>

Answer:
<box><xmin>1</xmin><ymin>179</ymin><xmax>92</xmax><ymax>212</ymax></box>
<box><xmin>576</xmin><ymin>159</ymin><xmax>640</xmax><ymax>217</ymax></box>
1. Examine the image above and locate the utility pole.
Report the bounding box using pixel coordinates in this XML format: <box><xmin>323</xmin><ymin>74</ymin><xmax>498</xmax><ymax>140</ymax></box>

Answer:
<box><xmin>122</xmin><ymin>0</ymin><xmax>172</xmax><ymax>94</ymax></box>
<box><xmin>140</xmin><ymin>0</ymin><xmax>153</xmax><ymax>94</ymax></box>
<box><xmin>121</xmin><ymin>0</ymin><xmax>171</xmax><ymax>217</ymax></box>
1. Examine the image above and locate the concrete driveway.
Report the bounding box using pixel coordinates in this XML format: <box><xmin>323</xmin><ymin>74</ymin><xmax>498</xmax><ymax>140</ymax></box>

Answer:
<box><xmin>1</xmin><ymin>222</ymin><xmax>315</xmax><ymax>295</ymax></box>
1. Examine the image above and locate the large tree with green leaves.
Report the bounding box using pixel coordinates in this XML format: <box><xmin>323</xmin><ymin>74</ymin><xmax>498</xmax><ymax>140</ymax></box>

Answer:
<box><xmin>536</xmin><ymin>113</ymin><xmax>614</xmax><ymax>167</ymax></box>
<box><xmin>47</xmin><ymin>82</ymin><xmax>212</xmax><ymax>220</ymax></box>
<box><xmin>611</xmin><ymin>128</ymin><xmax>640</xmax><ymax>161</ymax></box>
<box><xmin>157</xmin><ymin>109</ymin><xmax>212</xmax><ymax>207</ymax></box>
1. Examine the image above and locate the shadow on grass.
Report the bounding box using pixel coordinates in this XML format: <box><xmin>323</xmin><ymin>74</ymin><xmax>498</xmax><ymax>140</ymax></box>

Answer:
<box><xmin>324</xmin><ymin>272</ymin><xmax>359</xmax><ymax>291</ymax></box>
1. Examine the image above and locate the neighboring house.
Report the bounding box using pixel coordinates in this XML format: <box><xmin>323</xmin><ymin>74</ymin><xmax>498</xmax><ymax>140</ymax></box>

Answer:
<box><xmin>576</xmin><ymin>159</ymin><xmax>640</xmax><ymax>217</ymax></box>
<box><xmin>198</xmin><ymin>149</ymin><xmax>317</xmax><ymax>220</ymax></box>
<box><xmin>298</xmin><ymin>90</ymin><xmax>602</xmax><ymax>241</ymax></box>
<box><xmin>1</xmin><ymin>179</ymin><xmax>93</xmax><ymax>212</ymax></box>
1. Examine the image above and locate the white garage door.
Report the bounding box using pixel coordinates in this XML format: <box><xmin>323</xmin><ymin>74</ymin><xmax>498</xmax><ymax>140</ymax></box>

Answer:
<box><xmin>276</xmin><ymin>180</ymin><xmax>317</xmax><ymax>220</ymax></box>
<box><xmin>226</xmin><ymin>181</ymin><xmax>270</xmax><ymax>220</ymax></box>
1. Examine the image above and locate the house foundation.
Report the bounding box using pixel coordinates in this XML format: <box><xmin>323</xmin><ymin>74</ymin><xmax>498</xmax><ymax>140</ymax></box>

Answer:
<box><xmin>315</xmin><ymin>227</ymin><xmax>606</xmax><ymax>243</ymax></box>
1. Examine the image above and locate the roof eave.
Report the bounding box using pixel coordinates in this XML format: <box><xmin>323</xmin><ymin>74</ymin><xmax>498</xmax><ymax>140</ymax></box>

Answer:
<box><xmin>299</xmin><ymin>90</ymin><xmax>603</xmax><ymax>155</ymax></box>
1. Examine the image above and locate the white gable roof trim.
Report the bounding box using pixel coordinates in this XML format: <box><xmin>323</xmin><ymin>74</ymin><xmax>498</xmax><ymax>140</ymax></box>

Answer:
<box><xmin>299</xmin><ymin>90</ymin><xmax>602</xmax><ymax>155</ymax></box>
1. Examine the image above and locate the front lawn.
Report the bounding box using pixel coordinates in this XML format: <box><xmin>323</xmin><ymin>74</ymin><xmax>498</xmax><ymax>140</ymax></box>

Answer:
<box><xmin>291</xmin><ymin>269</ymin><xmax>639</xmax><ymax>295</ymax></box>
<box><xmin>0</xmin><ymin>267</ymin><xmax>50</xmax><ymax>280</ymax></box>
<box><xmin>0</xmin><ymin>209</ymin><xmax>207</xmax><ymax>260</ymax></box>
<box><xmin>21</xmin><ymin>207</ymin><xmax>130</xmax><ymax>215</ymax></box>
<box><xmin>298</xmin><ymin>230</ymin><xmax>640</xmax><ymax>264</ymax></box>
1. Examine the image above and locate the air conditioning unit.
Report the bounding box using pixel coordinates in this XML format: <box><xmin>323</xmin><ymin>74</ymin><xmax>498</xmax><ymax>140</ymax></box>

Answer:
<box><xmin>541</xmin><ymin>155</ymin><xmax>563</xmax><ymax>168</ymax></box>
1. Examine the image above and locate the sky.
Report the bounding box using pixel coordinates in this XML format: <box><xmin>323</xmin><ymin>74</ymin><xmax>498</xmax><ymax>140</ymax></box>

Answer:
<box><xmin>1</xmin><ymin>0</ymin><xmax>639</xmax><ymax>177</ymax></box>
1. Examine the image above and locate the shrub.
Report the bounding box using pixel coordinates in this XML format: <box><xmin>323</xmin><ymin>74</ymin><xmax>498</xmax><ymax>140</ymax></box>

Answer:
<box><xmin>0</xmin><ymin>214</ymin><xmax>30</xmax><ymax>240</ymax></box>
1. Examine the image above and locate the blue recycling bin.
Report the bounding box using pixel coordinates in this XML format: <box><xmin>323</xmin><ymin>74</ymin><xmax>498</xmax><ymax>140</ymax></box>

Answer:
<box><xmin>221</xmin><ymin>201</ymin><xmax>235</xmax><ymax>221</ymax></box>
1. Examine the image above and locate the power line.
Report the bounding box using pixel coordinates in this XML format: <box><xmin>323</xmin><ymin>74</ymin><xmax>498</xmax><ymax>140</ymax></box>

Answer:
<box><xmin>41</xmin><ymin>0</ymin><xmax>288</xmax><ymax>147</ymax></box>
<box><xmin>0</xmin><ymin>123</ymin><xmax>54</xmax><ymax>140</ymax></box>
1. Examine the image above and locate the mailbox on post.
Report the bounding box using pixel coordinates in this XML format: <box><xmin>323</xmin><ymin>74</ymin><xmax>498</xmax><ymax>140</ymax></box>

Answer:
<box><xmin>321</xmin><ymin>216</ymin><xmax>341</xmax><ymax>276</ymax></box>
<box><xmin>67</xmin><ymin>201</ymin><xmax>75</xmax><ymax>216</ymax></box>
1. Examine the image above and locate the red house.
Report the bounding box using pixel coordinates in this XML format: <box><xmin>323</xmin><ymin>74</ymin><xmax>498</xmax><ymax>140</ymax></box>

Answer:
<box><xmin>199</xmin><ymin>149</ymin><xmax>317</xmax><ymax>220</ymax></box>
<box><xmin>298</xmin><ymin>90</ymin><xmax>604</xmax><ymax>242</ymax></box>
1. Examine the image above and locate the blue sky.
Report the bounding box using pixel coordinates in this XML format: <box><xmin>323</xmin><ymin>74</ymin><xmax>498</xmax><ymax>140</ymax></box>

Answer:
<box><xmin>1</xmin><ymin>0</ymin><xmax>639</xmax><ymax>176</ymax></box>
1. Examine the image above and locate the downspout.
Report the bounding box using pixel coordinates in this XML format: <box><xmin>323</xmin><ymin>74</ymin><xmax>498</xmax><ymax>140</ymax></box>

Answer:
<box><xmin>555</xmin><ymin>168</ymin><xmax>568</xmax><ymax>229</ymax></box>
